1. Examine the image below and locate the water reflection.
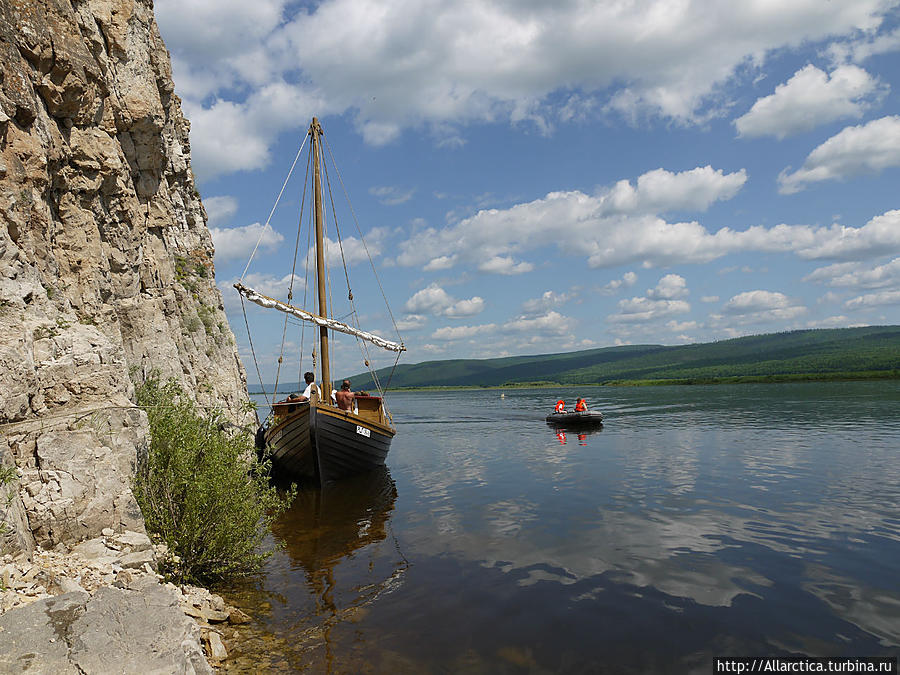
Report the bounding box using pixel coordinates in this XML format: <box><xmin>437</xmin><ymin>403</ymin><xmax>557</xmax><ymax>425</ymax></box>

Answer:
<box><xmin>233</xmin><ymin>382</ymin><xmax>900</xmax><ymax>671</ymax></box>
<box><xmin>251</xmin><ymin>468</ymin><xmax>407</xmax><ymax>672</ymax></box>
<box><xmin>548</xmin><ymin>424</ymin><xmax>603</xmax><ymax>446</ymax></box>
<box><xmin>274</xmin><ymin>466</ymin><xmax>399</xmax><ymax>570</ymax></box>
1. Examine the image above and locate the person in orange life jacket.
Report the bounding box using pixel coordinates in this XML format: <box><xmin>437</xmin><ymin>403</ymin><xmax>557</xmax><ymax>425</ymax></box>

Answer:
<box><xmin>574</xmin><ymin>398</ymin><xmax>587</xmax><ymax>412</ymax></box>
<box><xmin>555</xmin><ymin>400</ymin><xmax>566</xmax><ymax>413</ymax></box>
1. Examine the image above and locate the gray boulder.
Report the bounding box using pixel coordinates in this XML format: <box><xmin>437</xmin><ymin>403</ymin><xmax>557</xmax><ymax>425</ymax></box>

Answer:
<box><xmin>0</xmin><ymin>585</ymin><xmax>212</xmax><ymax>674</ymax></box>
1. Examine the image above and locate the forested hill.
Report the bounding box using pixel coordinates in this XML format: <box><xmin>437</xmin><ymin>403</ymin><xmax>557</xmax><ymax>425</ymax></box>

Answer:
<box><xmin>344</xmin><ymin>326</ymin><xmax>900</xmax><ymax>389</ymax></box>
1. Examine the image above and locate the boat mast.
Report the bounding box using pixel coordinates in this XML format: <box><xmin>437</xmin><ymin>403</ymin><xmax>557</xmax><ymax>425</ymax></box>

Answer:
<box><xmin>311</xmin><ymin>118</ymin><xmax>332</xmax><ymax>404</ymax></box>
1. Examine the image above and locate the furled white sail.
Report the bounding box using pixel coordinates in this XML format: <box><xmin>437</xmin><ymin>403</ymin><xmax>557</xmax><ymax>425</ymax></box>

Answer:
<box><xmin>234</xmin><ymin>282</ymin><xmax>406</xmax><ymax>353</ymax></box>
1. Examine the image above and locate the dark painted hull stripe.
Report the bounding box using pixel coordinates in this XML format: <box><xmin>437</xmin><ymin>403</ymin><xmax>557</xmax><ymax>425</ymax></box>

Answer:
<box><xmin>267</xmin><ymin>409</ymin><xmax>315</xmax><ymax>475</ymax></box>
<box><xmin>264</xmin><ymin>405</ymin><xmax>396</xmax><ymax>482</ymax></box>
<box><xmin>313</xmin><ymin>413</ymin><xmax>393</xmax><ymax>481</ymax></box>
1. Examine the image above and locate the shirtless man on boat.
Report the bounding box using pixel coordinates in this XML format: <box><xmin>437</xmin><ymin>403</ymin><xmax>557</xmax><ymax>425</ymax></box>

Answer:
<box><xmin>335</xmin><ymin>380</ymin><xmax>355</xmax><ymax>411</ymax></box>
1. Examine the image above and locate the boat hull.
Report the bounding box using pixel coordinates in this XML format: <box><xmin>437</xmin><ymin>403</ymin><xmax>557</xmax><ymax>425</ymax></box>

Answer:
<box><xmin>265</xmin><ymin>405</ymin><xmax>316</xmax><ymax>478</ymax></box>
<box><xmin>545</xmin><ymin>411</ymin><xmax>604</xmax><ymax>427</ymax></box>
<box><xmin>311</xmin><ymin>406</ymin><xmax>394</xmax><ymax>484</ymax></box>
<box><xmin>264</xmin><ymin>403</ymin><xmax>394</xmax><ymax>484</ymax></box>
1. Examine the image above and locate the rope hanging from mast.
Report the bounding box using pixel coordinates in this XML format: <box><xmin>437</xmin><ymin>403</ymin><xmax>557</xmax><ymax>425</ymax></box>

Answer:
<box><xmin>236</xmin><ymin>132</ymin><xmax>309</xmax><ymax>401</ymax></box>
<box><xmin>299</xmin><ymin>158</ymin><xmax>314</xmax><ymax>387</ymax></box>
<box><xmin>240</xmin><ymin>295</ymin><xmax>269</xmax><ymax>406</ymax></box>
<box><xmin>240</xmin><ymin>133</ymin><xmax>309</xmax><ymax>282</ymax></box>
<box><xmin>323</xmin><ymin>135</ymin><xmax>404</xmax><ymax>345</ymax></box>
<box><xmin>320</xmin><ymin>133</ymin><xmax>405</xmax><ymax>400</ymax></box>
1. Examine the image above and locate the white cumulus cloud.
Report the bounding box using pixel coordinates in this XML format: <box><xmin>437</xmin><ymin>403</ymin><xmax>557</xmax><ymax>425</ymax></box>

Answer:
<box><xmin>647</xmin><ymin>274</ymin><xmax>689</xmax><ymax>300</ymax></box>
<box><xmin>610</xmin><ymin>298</ymin><xmax>691</xmax><ymax>323</ymax></box>
<box><xmin>778</xmin><ymin>116</ymin><xmax>900</xmax><ymax>194</ymax></box>
<box><xmin>369</xmin><ymin>186</ymin><xmax>415</xmax><ymax>205</ymax></box>
<box><xmin>478</xmin><ymin>256</ymin><xmax>535</xmax><ymax>275</ymax></box>
<box><xmin>827</xmin><ymin>26</ymin><xmax>900</xmax><ymax>64</ymax></box>
<box><xmin>667</xmin><ymin>320</ymin><xmax>698</xmax><ymax>332</ymax></box>
<box><xmin>396</xmin><ymin>166</ymin><xmax>748</xmax><ymax>272</ymax></box>
<box><xmin>211</xmin><ymin>222</ymin><xmax>284</xmax><ymax>263</ymax></box>
<box><xmin>721</xmin><ymin>290</ymin><xmax>807</xmax><ymax>322</ymax></box>
<box><xmin>156</xmin><ymin>0</ymin><xmax>894</xmax><ymax>179</ymax></box>
<box><xmin>599</xmin><ymin>271</ymin><xmax>638</xmax><ymax>295</ymax></box>
<box><xmin>605</xmin><ymin>166</ymin><xmax>748</xmax><ymax>215</ymax></box>
<box><xmin>503</xmin><ymin>311</ymin><xmax>570</xmax><ymax>335</ymax></box>
<box><xmin>204</xmin><ymin>195</ymin><xmax>239</xmax><ymax>226</ymax></box>
<box><xmin>398</xmin><ymin>169</ymin><xmax>900</xmax><ymax>272</ymax></box>
<box><xmin>445</xmin><ymin>296</ymin><xmax>486</xmax><ymax>318</ymax></box>
<box><xmin>423</xmin><ymin>255</ymin><xmax>457</xmax><ymax>271</ymax></box>
<box><xmin>845</xmin><ymin>289</ymin><xmax>900</xmax><ymax>309</ymax></box>
<box><xmin>735</xmin><ymin>65</ymin><xmax>885</xmax><ymax>139</ymax></box>
<box><xmin>429</xmin><ymin>309</ymin><xmax>574</xmax><ymax>340</ymax></box>
<box><xmin>304</xmin><ymin>231</ymin><xmax>386</xmax><ymax>269</ymax></box>
<box><xmin>432</xmin><ymin>323</ymin><xmax>497</xmax><ymax>340</ymax></box>
<box><xmin>609</xmin><ymin>276</ymin><xmax>693</xmax><ymax>325</ymax></box>
<box><xmin>395</xmin><ymin>314</ymin><xmax>428</xmax><ymax>331</ymax></box>
<box><xmin>522</xmin><ymin>290</ymin><xmax>576</xmax><ymax>313</ymax></box>
<box><xmin>804</xmin><ymin>257</ymin><xmax>900</xmax><ymax>289</ymax></box>
<box><xmin>405</xmin><ymin>283</ymin><xmax>485</xmax><ymax>317</ymax></box>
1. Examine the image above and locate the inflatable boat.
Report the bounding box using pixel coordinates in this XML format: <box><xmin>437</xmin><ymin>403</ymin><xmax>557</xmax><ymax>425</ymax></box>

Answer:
<box><xmin>545</xmin><ymin>411</ymin><xmax>604</xmax><ymax>427</ymax></box>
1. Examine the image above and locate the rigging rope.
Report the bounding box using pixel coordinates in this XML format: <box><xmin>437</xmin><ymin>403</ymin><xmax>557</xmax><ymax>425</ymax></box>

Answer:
<box><xmin>322</xmin><ymin>151</ymin><xmax>354</xmax><ymax>309</ymax></box>
<box><xmin>239</xmin><ymin>133</ymin><xmax>309</xmax><ymax>282</ymax></box>
<box><xmin>241</xmin><ymin>296</ymin><xmax>270</xmax><ymax>406</ymax></box>
<box><xmin>237</xmin><ymin>122</ymin><xmax>405</xmax><ymax>423</ymax></box>
<box><xmin>321</xmin><ymin>134</ymin><xmax>403</xmax><ymax>404</ymax></box>
<box><xmin>238</xmin><ymin>131</ymin><xmax>309</xmax><ymax>403</ymax></box>
<box><xmin>274</xmin><ymin>136</ymin><xmax>317</xmax><ymax>402</ymax></box>
<box><xmin>300</xmin><ymin>157</ymin><xmax>314</xmax><ymax>387</ymax></box>
<box><xmin>321</xmin><ymin>146</ymin><xmax>368</xmax><ymax>397</ymax></box>
<box><xmin>385</xmin><ymin>350</ymin><xmax>403</xmax><ymax>392</ymax></box>
<box><xmin>317</xmin><ymin>144</ymin><xmax>338</xmax><ymax>393</ymax></box>
<box><xmin>323</xmin><ymin>135</ymin><xmax>404</xmax><ymax>345</ymax></box>
<box><xmin>283</xmin><ymin>146</ymin><xmax>312</xmax><ymax>392</ymax></box>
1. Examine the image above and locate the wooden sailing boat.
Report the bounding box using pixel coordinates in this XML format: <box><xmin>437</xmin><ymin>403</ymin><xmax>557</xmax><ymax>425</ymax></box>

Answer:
<box><xmin>235</xmin><ymin>118</ymin><xmax>405</xmax><ymax>484</ymax></box>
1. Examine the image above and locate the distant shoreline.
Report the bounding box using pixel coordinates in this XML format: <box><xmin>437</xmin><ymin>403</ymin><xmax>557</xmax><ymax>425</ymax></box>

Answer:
<box><xmin>249</xmin><ymin>369</ymin><xmax>899</xmax><ymax>394</ymax></box>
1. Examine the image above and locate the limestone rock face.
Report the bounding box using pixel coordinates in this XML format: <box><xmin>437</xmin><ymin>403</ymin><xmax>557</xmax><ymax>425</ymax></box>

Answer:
<box><xmin>0</xmin><ymin>586</ymin><xmax>213</xmax><ymax>674</ymax></box>
<box><xmin>0</xmin><ymin>0</ymin><xmax>251</xmax><ymax>555</ymax></box>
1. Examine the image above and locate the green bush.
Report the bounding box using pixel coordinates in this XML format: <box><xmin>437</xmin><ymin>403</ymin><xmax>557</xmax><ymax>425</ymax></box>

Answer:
<box><xmin>1</xmin><ymin>464</ymin><xmax>18</xmax><ymax>565</ymax></box>
<box><xmin>133</xmin><ymin>377</ymin><xmax>294</xmax><ymax>584</ymax></box>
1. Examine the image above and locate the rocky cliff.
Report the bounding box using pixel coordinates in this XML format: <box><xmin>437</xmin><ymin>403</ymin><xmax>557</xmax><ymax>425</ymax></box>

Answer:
<box><xmin>0</xmin><ymin>0</ymin><xmax>250</xmax><ymax>555</ymax></box>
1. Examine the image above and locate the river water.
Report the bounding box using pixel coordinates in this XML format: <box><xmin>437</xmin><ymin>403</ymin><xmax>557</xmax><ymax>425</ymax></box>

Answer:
<box><xmin>226</xmin><ymin>382</ymin><xmax>900</xmax><ymax>673</ymax></box>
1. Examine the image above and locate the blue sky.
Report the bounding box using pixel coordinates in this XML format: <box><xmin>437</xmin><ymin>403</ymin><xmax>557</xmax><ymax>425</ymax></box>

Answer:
<box><xmin>155</xmin><ymin>0</ymin><xmax>900</xmax><ymax>385</ymax></box>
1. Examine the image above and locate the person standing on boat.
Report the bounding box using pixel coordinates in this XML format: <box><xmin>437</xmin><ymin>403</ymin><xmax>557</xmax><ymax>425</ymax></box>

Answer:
<box><xmin>298</xmin><ymin>371</ymin><xmax>317</xmax><ymax>401</ymax></box>
<box><xmin>336</xmin><ymin>380</ymin><xmax>356</xmax><ymax>411</ymax></box>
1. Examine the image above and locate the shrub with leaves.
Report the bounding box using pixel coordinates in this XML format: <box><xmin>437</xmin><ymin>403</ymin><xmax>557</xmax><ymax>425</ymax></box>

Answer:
<box><xmin>0</xmin><ymin>463</ymin><xmax>18</xmax><ymax>548</ymax></box>
<box><xmin>133</xmin><ymin>376</ymin><xmax>294</xmax><ymax>584</ymax></box>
